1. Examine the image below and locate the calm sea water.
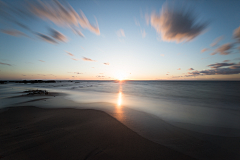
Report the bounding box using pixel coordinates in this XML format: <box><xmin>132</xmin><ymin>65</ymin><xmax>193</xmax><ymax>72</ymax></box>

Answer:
<box><xmin>1</xmin><ymin>81</ymin><xmax>240</xmax><ymax>131</ymax></box>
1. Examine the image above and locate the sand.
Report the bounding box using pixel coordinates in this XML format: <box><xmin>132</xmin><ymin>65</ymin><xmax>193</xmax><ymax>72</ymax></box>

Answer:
<box><xmin>1</xmin><ymin>90</ymin><xmax>240</xmax><ymax>160</ymax></box>
<box><xmin>0</xmin><ymin>106</ymin><xmax>194</xmax><ymax>160</ymax></box>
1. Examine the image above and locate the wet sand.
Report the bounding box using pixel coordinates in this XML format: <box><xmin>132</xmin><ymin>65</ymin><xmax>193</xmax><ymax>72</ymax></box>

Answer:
<box><xmin>1</xmin><ymin>91</ymin><xmax>240</xmax><ymax>160</ymax></box>
<box><xmin>0</xmin><ymin>106</ymin><xmax>193</xmax><ymax>160</ymax></box>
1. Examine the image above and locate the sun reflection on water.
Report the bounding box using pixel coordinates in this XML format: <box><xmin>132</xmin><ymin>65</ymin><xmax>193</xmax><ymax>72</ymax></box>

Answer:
<box><xmin>115</xmin><ymin>82</ymin><xmax>124</xmax><ymax>121</ymax></box>
<box><xmin>118</xmin><ymin>92</ymin><xmax>122</xmax><ymax>106</ymax></box>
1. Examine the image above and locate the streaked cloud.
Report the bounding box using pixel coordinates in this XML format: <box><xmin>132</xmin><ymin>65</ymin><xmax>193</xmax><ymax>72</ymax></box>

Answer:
<box><xmin>188</xmin><ymin>68</ymin><xmax>194</xmax><ymax>70</ymax></box>
<box><xmin>150</xmin><ymin>4</ymin><xmax>208</xmax><ymax>43</ymax></box>
<box><xmin>72</xmin><ymin>58</ymin><xmax>78</xmax><ymax>61</ymax></box>
<box><xmin>160</xmin><ymin>54</ymin><xmax>165</xmax><ymax>57</ymax></box>
<box><xmin>134</xmin><ymin>18</ymin><xmax>140</xmax><ymax>26</ymax></box>
<box><xmin>66</xmin><ymin>51</ymin><xmax>74</xmax><ymax>56</ymax></box>
<box><xmin>39</xmin><ymin>60</ymin><xmax>45</xmax><ymax>62</ymax></box>
<box><xmin>71</xmin><ymin>27</ymin><xmax>85</xmax><ymax>37</ymax></box>
<box><xmin>37</xmin><ymin>29</ymin><xmax>67</xmax><ymax>44</ymax></box>
<box><xmin>28</xmin><ymin>0</ymin><xmax>100</xmax><ymax>36</ymax></box>
<box><xmin>0</xmin><ymin>62</ymin><xmax>11</xmax><ymax>66</ymax></box>
<box><xmin>188</xmin><ymin>68</ymin><xmax>240</xmax><ymax>76</ymax></box>
<box><xmin>229</xmin><ymin>65</ymin><xmax>240</xmax><ymax>69</ymax></box>
<box><xmin>116</xmin><ymin>29</ymin><xmax>125</xmax><ymax>37</ymax></box>
<box><xmin>187</xmin><ymin>62</ymin><xmax>240</xmax><ymax>76</ymax></box>
<box><xmin>103</xmin><ymin>62</ymin><xmax>110</xmax><ymax>65</ymax></box>
<box><xmin>82</xmin><ymin>57</ymin><xmax>95</xmax><ymax>62</ymax></box>
<box><xmin>1</xmin><ymin>29</ymin><xmax>27</xmax><ymax>37</ymax></box>
<box><xmin>177</xmin><ymin>68</ymin><xmax>181</xmax><ymax>70</ymax></box>
<box><xmin>210</xmin><ymin>36</ymin><xmax>223</xmax><ymax>47</ymax></box>
<box><xmin>74</xmin><ymin>72</ymin><xmax>82</xmax><ymax>74</ymax></box>
<box><xmin>233</xmin><ymin>26</ymin><xmax>240</xmax><ymax>42</ymax></box>
<box><xmin>172</xmin><ymin>76</ymin><xmax>183</xmax><ymax>78</ymax></box>
<box><xmin>211</xmin><ymin>43</ymin><xmax>234</xmax><ymax>55</ymax></box>
<box><xmin>208</xmin><ymin>62</ymin><xmax>235</xmax><ymax>69</ymax></box>
<box><xmin>0</xmin><ymin>1</ymin><xmax>33</xmax><ymax>31</ymax></box>
<box><xmin>201</xmin><ymin>48</ymin><xmax>208</xmax><ymax>53</ymax></box>
<box><xmin>37</xmin><ymin>33</ymin><xmax>58</xmax><ymax>44</ymax></box>
<box><xmin>141</xmin><ymin>29</ymin><xmax>146</xmax><ymax>38</ymax></box>
<box><xmin>49</xmin><ymin>28</ymin><xmax>68</xmax><ymax>42</ymax></box>
<box><xmin>145</xmin><ymin>13</ymin><xmax>150</xmax><ymax>25</ymax></box>
<box><xmin>223</xmin><ymin>60</ymin><xmax>230</xmax><ymax>63</ymax></box>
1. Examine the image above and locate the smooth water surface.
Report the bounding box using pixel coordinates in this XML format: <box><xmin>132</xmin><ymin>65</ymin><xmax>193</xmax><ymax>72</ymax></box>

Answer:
<box><xmin>1</xmin><ymin>81</ymin><xmax>240</xmax><ymax>133</ymax></box>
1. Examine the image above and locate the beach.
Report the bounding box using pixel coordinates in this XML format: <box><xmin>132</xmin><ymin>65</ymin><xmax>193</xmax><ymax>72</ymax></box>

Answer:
<box><xmin>0</xmin><ymin>105</ymin><xmax>194</xmax><ymax>160</ymax></box>
<box><xmin>0</xmin><ymin>82</ymin><xmax>240</xmax><ymax>159</ymax></box>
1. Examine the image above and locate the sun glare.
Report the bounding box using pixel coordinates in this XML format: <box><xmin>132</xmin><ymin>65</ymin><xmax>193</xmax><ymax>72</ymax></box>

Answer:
<box><xmin>115</xmin><ymin>71</ymin><xmax>127</xmax><ymax>81</ymax></box>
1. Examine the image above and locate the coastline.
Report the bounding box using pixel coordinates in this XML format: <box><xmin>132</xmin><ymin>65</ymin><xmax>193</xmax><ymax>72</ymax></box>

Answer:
<box><xmin>0</xmin><ymin>106</ymin><xmax>193</xmax><ymax>160</ymax></box>
<box><xmin>1</xmin><ymin>89</ymin><xmax>240</xmax><ymax>159</ymax></box>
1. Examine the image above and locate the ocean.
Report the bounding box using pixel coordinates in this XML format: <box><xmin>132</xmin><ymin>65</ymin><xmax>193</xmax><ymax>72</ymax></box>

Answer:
<box><xmin>1</xmin><ymin>80</ymin><xmax>240</xmax><ymax>136</ymax></box>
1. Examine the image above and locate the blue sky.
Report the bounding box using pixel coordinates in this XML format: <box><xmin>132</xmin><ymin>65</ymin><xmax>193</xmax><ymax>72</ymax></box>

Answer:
<box><xmin>0</xmin><ymin>0</ymin><xmax>240</xmax><ymax>80</ymax></box>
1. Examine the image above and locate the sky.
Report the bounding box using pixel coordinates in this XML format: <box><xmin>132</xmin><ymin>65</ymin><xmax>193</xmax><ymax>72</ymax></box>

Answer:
<box><xmin>0</xmin><ymin>0</ymin><xmax>240</xmax><ymax>80</ymax></box>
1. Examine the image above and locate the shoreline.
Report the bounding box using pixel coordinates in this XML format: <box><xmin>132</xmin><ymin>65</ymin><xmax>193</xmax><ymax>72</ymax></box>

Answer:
<box><xmin>1</xmin><ymin>89</ymin><xmax>240</xmax><ymax>159</ymax></box>
<box><xmin>0</xmin><ymin>106</ymin><xmax>193</xmax><ymax>160</ymax></box>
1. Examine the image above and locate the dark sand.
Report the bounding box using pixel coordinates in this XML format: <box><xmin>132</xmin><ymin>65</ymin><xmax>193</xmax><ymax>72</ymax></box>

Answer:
<box><xmin>1</xmin><ymin>91</ymin><xmax>240</xmax><ymax>160</ymax></box>
<box><xmin>0</xmin><ymin>106</ymin><xmax>194</xmax><ymax>160</ymax></box>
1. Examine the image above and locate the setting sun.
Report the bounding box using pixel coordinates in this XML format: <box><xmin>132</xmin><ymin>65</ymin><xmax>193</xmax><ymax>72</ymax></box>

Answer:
<box><xmin>114</xmin><ymin>71</ymin><xmax>127</xmax><ymax>81</ymax></box>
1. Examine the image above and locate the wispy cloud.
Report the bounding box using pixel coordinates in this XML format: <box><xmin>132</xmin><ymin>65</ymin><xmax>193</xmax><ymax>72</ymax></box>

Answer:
<box><xmin>160</xmin><ymin>54</ymin><xmax>165</xmax><ymax>57</ymax></box>
<box><xmin>145</xmin><ymin>13</ymin><xmax>150</xmax><ymax>25</ymax></box>
<box><xmin>82</xmin><ymin>57</ymin><xmax>95</xmax><ymax>62</ymax></box>
<box><xmin>208</xmin><ymin>62</ymin><xmax>236</xmax><ymax>68</ymax></box>
<box><xmin>187</xmin><ymin>62</ymin><xmax>240</xmax><ymax>76</ymax></box>
<box><xmin>72</xmin><ymin>58</ymin><xmax>78</xmax><ymax>61</ymax></box>
<box><xmin>201</xmin><ymin>48</ymin><xmax>208</xmax><ymax>53</ymax></box>
<box><xmin>141</xmin><ymin>29</ymin><xmax>146</xmax><ymax>38</ymax></box>
<box><xmin>37</xmin><ymin>28</ymin><xmax>67</xmax><ymax>44</ymax></box>
<box><xmin>211</xmin><ymin>43</ymin><xmax>234</xmax><ymax>55</ymax></box>
<box><xmin>188</xmin><ymin>68</ymin><xmax>194</xmax><ymax>70</ymax></box>
<box><xmin>188</xmin><ymin>67</ymin><xmax>240</xmax><ymax>76</ymax></box>
<box><xmin>1</xmin><ymin>29</ymin><xmax>27</xmax><ymax>37</ymax></box>
<box><xmin>28</xmin><ymin>0</ymin><xmax>100</xmax><ymax>36</ymax></box>
<box><xmin>74</xmin><ymin>72</ymin><xmax>82</xmax><ymax>74</ymax></box>
<box><xmin>223</xmin><ymin>60</ymin><xmax>230</xmax><ymax>63</ymax></box>
<box><xmin>0</xmin><ymin>62</ymin><xmax>11</xmax><ymax>66</ymax></box>
<box><xmin>177</xmin><ymin>68</ymin><xmax>181</xmax><ymax>70</ymax></box>
<box><xmin>210</xmin><ymin>36</ymin><xmax>223</xmax><ymax>47</ymax></box>
<box><xmin>150</xmin><ymin>3</ymin><xmax>208</xmax><ymax>43</ymax></box>
<box><xmin>37</xmin><ymin>33</ymin><xmax>58</xmax><ymax>44</ymax></box>
<box><xmin>233</xmin><ymin>26</ymin><xmax>240</xmax><ymax>42</ymax></box>
<box><xmin>229</xmin><ymin>64</ymin><xmax>240</xmax><ymax>69</ymax></box>
<box><xmin>0</xmin><ymin>0</ymin><xmax>100</xmax><ymax>39</ymax></box>
<box><xmin>134</xmin><ymin>17</ymin><xmax>140</xmax><ymax>26</ymax></box>
<box><xmin>49</xmin><ymin>28</ymin><xmax>68</xmax><ymax>42</ymax></box>
<box><xmin>103</xmin><ymin>62</ymin><xmax>110</xmax><ymax>65</ymax></box>
<box><xmin>116</xmin><ymin>29</ymin><xmax>125</xmax><ymax>37</ymax></box>
<box><xmin>66</xmin><ymin>51</ymin><xmax>74</xmax><ymax>56</ymax></box>
<box><xmin>39</xmin><ymin>60</ymin><xmax>45</xmax><ymax>62</ymax></box>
